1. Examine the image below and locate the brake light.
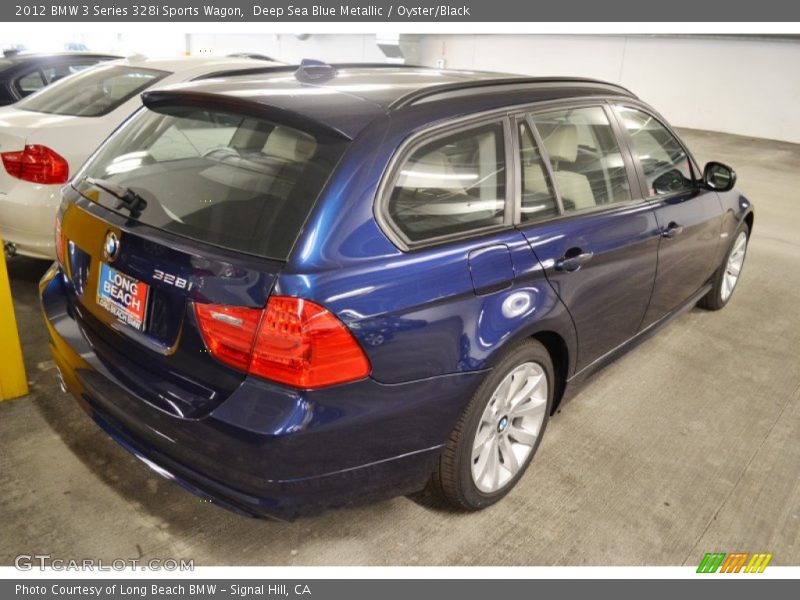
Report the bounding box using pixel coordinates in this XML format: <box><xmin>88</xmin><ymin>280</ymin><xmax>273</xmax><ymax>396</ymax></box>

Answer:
<box><xmin>1</xmin><ymin>145</ymin><xmax>69</xmax><ymax>184</ymax></box>
<box><xmin>194</xmin><ymin>304</ymin><xmax>262</xmax><ymax>372</ymax></box>
<box><xmin>54</xmin><ymin>214</ymin><xmax>65</xmax><ymax>266</ymax></box>
<box><xmin>194</xmin><ymin>296</ymin><xmax>370</xmax><ymax>389</ymax></box>
<box><xmin>251</xmin><ymin>297</ymin><xmax>371</xmax><ymax>388</ymax></box>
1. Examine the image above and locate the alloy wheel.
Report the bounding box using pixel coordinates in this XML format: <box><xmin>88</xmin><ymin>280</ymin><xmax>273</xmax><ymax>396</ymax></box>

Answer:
<box><xmin>721</xmin><ymin>231</ymin><xmax>747</xmax><ymax>302</ymax></box>
<box><xmin>471</xmin><ymin>362</ymin><xmax>548</xmax><ymax>494</ymax></box>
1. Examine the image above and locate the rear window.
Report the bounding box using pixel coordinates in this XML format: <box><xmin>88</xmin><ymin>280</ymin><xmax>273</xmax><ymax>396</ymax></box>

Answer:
<box><xmin>16</xmin><ymin>64</ymin><xmax>167</xmax><ymax>116</ymax></box>
<box><xmin>75</xmin><ymin>104</ymin><xmax>347</xmax><ymax>261</ymax></box>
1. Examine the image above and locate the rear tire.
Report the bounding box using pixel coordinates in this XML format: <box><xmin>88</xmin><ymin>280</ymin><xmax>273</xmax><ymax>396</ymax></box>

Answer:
<box><xmin>427</xmin><ymin>339</ymin><xmax>554</xmax><ymax>511</ymax></box>
<box><xmin>699</xmin><ymin>223</ymin><xmax>749</xmax><ymax>311</ymax></box>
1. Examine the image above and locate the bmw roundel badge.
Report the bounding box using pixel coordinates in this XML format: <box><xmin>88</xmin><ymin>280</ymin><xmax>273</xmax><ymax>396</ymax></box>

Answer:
<box><xmin>103</xmin><ymin>231</ymin><xmax>120</xmax><ymax>263</ymax></box>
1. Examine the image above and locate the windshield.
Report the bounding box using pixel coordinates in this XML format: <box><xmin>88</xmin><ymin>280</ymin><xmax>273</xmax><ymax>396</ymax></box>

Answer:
<box><xmin>76</xmin><ymin>104</ymin><xmax>348</xmax><ymax>260</ymax></box>
<box><xmin>16</xmin><ymin>64</ymin><xmax>168</xmax><ymax>116</ymax></box>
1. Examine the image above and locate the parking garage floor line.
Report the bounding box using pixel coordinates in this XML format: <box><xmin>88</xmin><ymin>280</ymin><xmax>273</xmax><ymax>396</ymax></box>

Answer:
<box><xmin>1</xmin><ymin>129</ymin><xmax>798</xmax><ymax>566</ymax></box>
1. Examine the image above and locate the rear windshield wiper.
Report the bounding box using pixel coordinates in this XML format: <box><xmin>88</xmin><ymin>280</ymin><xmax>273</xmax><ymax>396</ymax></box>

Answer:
<box><xmin>83</xmin><ymin>176</ymin><xmax>148</xmax><ymax>219</ymax></box>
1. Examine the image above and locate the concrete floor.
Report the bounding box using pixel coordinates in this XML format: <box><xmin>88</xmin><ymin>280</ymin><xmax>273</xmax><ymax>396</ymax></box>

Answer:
<box><xmin>1</xmin><ymin>129</ymin><xmax>798</xmax><ymax>566</ymax></box>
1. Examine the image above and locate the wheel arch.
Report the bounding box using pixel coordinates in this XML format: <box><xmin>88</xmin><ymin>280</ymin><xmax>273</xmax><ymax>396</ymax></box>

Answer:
<box><xmin>531</xmin><ymin>330</ymin><xmax>570</xmax><ymax>414</ymax></box>
<box><xmin>744</xmin><ymin>210</ymin><xmax>754</xmax><ymax>235</ymax></box>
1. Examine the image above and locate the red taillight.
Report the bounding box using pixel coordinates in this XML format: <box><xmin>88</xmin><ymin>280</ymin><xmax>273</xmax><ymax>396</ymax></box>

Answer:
<box><xmin>1</xmin><ymin>144</ymin><xmax>69</xmax><ymax>184</ymax></box>
<box><xmin>54</xmin><ymin>214</ymin><xmax>65</xmax><ymax>265</ymax></box>
<box><xmin>194</xmin><ymin>304</ymin><xmax>263</xmax><ymax>372</ymax></box>
<box><xmin>194</xmin><ymin>296</ymin><xmax>371</xmax><ymax>389</ymax></box>
<box><xmin>250</xmin><ymin>297</ymin><xmax>371</xmax><ymax>388</ymax></box>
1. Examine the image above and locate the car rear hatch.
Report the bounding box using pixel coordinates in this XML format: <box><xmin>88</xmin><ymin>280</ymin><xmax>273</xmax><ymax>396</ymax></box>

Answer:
<box><xmin>57</xmin><ymin>94</ymin><xmax>350</xmax><ymax>418</ymax></box>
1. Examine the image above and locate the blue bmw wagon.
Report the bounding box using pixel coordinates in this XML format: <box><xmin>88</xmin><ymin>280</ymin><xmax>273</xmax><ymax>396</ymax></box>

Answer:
<box><xmin>41</xmin><ymin>62</ymin><xmax>754</xmax><ymax>518</ymax></box>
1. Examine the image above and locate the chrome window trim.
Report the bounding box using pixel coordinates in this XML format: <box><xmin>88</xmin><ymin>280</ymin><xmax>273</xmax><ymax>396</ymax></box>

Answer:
<box><xmin>374</xmin><ymin>95</ymin><xmax>650</xmax><ymax>252</ymax></box>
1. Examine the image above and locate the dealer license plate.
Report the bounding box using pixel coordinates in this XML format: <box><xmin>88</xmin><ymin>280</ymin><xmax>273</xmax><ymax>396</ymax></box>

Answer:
<box><xmin>96</xmin><ymin>263</ymin><xmax>149</xmax><ymax>331</ymax></box>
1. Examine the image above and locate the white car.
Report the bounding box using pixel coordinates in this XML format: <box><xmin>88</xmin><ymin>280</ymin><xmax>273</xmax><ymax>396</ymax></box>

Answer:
<box><xmin>0</xmin><ymin>55</ymin><xmax>281</xmax><ymax>259</ymax></box>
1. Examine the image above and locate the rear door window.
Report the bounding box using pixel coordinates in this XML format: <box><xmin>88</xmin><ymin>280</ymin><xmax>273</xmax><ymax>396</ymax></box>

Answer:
<box><xmin>387</xmin><ymin>121</ymin><xmax>507</xmax><ymax>244</ymax></box>
<box><xmin>518</xmin><ymin>120</ymin><xmax>560</xmax><ymax>223</ymax></box>
<box><xmin>76</xmin><ymin>105</ymin><xmax>347</xmax><ymax>261</ymax></box>
<box><xmin>530</xmin><ymin>106</ymin><xmax>632</xmax><ymax>213</ymax></box>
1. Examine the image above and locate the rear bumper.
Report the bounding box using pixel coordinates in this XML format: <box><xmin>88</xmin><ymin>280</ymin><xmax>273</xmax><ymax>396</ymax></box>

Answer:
<box><xmin>41</xmin><ymin>265</ymin><xmax>485</xmax><ymax>518</ymax></box>
<box><xmin>0</xmin><ymin>184</ymin><xmax>60</xmax><ymax>259</ymax></box>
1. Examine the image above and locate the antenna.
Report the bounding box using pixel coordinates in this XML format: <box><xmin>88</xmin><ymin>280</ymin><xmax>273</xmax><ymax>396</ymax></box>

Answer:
<box><xmin>294</xmin><ymin>59</ymin><xmax>338</xmax><ymax>83</ymax></box>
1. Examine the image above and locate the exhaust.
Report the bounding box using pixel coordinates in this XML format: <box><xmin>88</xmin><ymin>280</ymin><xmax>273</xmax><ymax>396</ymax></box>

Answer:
<box><xmin>3</xmin><ymin>241</ymin><xmax>16</xmax><ymax>260</ymax></box>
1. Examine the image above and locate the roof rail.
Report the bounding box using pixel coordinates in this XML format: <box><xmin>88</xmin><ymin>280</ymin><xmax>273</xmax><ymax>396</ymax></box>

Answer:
<box><xmin>199</xmin><ymin>61</ymin><xmax>426</xmax><ymax>81</ymax></box>
<box><xmin>388</xmin><ymin>77</ymin><xmax>636</xmax><ymax>109</ymax></box>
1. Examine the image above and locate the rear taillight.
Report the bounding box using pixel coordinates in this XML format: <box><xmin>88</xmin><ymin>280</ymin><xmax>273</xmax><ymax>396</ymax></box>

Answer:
<box><xmin>194</xmin><ymin>304</ymin><xmax>263</xmax><ymax>372</ymax></box>
<box><xmin>54</xmin><ymin>214</ymin><xmax>65</xmax><ymax>266</ymax></box>
<box><xmin>194</xmin><ymin>296</ymin><xmax>370</xmax><ymax>389</ymax></box>
<box><xmin>1</xmin><ymin>144</ymin><xmax>69</xmax><ymax>184</ymax></box>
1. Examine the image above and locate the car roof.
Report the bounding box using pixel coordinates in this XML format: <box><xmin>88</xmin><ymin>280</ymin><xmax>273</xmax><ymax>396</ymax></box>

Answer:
<box><xmin>143</xmin><ymin>64</ymin><xmax>637</xmax><ymax>139</ymax></box>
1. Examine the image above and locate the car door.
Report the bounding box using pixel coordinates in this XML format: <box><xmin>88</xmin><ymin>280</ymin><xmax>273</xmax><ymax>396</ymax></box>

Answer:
<box><xmin>611</xmin><ymin>104</ymin><xmax>724</xmax><ymax>328</ymax></box>
<box><xmin>515</xmin><ymin>104</ymin><xmax>660</xmax><ymax>371</ymax></box>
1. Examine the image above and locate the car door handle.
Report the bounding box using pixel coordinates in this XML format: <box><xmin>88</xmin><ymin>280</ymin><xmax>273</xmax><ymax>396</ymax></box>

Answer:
<box><xmin>555</xmin><ymin>250</ymin><xmax>594</xmax><ymax>272</ymax></box>
<box><xmin>661</xmin><ymin>222</ymin><xmax>685</xmax><ymax>239</ymax></box>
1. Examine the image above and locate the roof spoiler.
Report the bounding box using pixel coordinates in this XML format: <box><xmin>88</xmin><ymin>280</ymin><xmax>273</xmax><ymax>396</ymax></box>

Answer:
<box><xmin>140</xmin><ymin>89</ymin><xmax>353</xmax><ymax>140</ymax></box>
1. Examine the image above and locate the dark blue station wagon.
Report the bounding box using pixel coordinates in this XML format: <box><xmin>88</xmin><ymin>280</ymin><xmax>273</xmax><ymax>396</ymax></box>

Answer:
<box><xmin>41</xmin><ymin>63</ymin><xmax>754</xmax><ymax>518</ymax></box>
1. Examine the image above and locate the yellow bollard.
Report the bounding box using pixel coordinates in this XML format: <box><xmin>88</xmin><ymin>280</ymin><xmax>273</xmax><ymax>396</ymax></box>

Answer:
<box><xmin>0</xmin><ymin>235</ymin><xmax>28</xmax><ymax>400</ymax></box>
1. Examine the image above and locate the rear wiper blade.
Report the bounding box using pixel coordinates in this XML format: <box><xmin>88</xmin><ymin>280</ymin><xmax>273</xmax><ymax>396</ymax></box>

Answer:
<box><xmin>83</xmin><ymin>176</ymin><xmax>147</xmax><ymax>218</ymax></box>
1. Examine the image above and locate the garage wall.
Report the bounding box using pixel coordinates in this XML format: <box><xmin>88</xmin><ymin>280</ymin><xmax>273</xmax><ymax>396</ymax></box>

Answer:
<box><xmin>417</xmin><ymin>35</ymin><xmax>800</xmax><ymax>144</ymax></box>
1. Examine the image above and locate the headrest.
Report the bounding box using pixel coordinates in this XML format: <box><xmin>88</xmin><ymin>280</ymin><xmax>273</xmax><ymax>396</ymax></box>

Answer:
<box><xmin>543</xmin><ymin>124</ymin><xmax>578</xmax><ymax>163</ymax></box>
<box><xmin>264</xmin><ymin>127</ymin><xmax>316</xmax><ymax>162</ymax></box>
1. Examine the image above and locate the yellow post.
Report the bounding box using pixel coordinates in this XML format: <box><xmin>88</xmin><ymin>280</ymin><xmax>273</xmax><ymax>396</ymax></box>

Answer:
<box><xmin>0</xmin><ymin>235</ymin><xmax>28</xmax><ymax>400</ymax></box>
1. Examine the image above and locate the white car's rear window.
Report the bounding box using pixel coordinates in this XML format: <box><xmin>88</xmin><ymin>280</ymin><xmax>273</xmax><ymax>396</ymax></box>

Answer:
<box><xmin>16</xmin><ymin>64</ymin><xmax>168</xmax><ymax>117</ymax></box>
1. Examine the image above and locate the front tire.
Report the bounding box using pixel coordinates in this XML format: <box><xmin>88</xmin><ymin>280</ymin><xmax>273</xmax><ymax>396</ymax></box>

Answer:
<box><xmin>699</xmin><ymin>223</ymin><xmax>749</xmax><ymax>311</ymax></box>
<box><xmin>428</xmin><ymin>339</ymin><xmax>554</xmax><ymax>510</ymax></box>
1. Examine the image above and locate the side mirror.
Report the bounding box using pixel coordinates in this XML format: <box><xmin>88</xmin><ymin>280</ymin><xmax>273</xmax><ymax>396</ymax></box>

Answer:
<box><xmin>703</xmin><ymin>162</ymin><xmax>737</xmax><ymax>192</ymax></box>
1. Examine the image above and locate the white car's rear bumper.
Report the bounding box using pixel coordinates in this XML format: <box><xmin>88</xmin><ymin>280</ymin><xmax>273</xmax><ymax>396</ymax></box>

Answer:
<box><xmin>0</xmin><ymin>184</ymin><xmax>61</xmax><ymax>260</ymax></box>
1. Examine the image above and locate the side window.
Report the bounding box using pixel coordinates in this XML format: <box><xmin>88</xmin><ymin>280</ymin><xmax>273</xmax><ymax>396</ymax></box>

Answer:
<box><xmin>16</xmin><ymin>70</ymin><xmax>46</xmax><ymax>96</ymax></box>
<box><xmin>388</xmin><ymin>122</ymin><xmax>506</xmax><ymax>243</ymax></box>
<box><xmin>530</xmin><ymin>106</ymin><xmax>632</xmax><ymax>213</ymax></box>
<box><xmin>518</xmin><ymin>120</ymin><xmax>559</xmax><ymax>223</ymax></box>
<box><xmin>615</xmin><ymin>106</ymin><xmax>695</xmax><ymax>196</ymax></box>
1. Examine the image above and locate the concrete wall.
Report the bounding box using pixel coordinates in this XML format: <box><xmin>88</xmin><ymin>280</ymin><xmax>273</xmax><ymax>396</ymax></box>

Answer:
<box><xmin>417</xmin><ymin>35</ymin><xmax>800</xmax><ymax>144</ymax></box>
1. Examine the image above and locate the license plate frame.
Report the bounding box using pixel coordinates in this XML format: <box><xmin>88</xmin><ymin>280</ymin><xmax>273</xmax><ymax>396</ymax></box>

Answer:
<box><xmin>96</xmin><ymin>262</ymin><xmax>150</xmax><ymax>331</ymax></box>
